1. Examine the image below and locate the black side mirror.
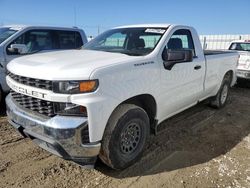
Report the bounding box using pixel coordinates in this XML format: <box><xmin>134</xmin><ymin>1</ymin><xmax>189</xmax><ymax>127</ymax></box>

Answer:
<box><xmin>162</xmin><ymin>49</ymin><xmax>193</xmax><ymax>70</ymax></box>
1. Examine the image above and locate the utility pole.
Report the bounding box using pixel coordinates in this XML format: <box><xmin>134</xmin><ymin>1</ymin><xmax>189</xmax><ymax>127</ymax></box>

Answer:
<box><xmin>97</xmin><ymin>25</ymin><xmax>100</xmax><ymax>35</ymax></box>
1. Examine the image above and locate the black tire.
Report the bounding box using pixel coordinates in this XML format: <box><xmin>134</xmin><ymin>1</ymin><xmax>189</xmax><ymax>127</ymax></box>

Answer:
<box><xmin>0</xmin><ymin>87</ymin><xmax>2</xmax><ymax>105</ymax></box>
<box><xmin>99</xmin><ymin>104</ymin><xmax>150</xmax><ymax>170</ymax></box>
<box><xmin>209</xmin><ymin>75</ymin><xmax>231</xmax><ymax>109</ymax></box>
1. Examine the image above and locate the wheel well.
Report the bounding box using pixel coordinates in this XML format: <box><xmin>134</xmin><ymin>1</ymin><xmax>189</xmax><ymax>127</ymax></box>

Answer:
<box><xmin>225</xmin><ymin>70</ymin><xmax>233</xmax><ymax>85</ymax></box>
<box><xmin>121</xmin><ymin>94</ymin><xmax>157</xmax><ymax>128</ymax></box>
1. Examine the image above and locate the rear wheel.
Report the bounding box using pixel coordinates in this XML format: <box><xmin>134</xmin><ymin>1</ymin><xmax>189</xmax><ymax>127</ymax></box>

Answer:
<box><xmin>209</xmin><ymin>75</ymin><xmax>231</xmax><ymax>109</ymax></box>
<box><xmin>0</xmin><ymin>87</ymin><xmax>2</xmax><ymax>105</ymax></box>
<box><xmin>99</xmin><ymin>104</ymin><xmax>150</xmax><ymax>170</ymax></box>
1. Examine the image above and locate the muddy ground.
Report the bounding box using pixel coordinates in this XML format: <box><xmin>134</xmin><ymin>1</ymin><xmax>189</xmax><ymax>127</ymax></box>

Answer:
<box><xmin>0</xmin><ymin>83</ymin><xmax>250</xmax><ymax>188</ymax></box>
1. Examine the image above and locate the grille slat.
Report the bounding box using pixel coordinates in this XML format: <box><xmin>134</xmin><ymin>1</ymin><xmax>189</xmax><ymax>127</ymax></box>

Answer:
<box><xmin>8</xmin><ymin>72</ymin><xmax>56</xmax><ymax>117</ymax></box>
<box><xmin>10</xmin><ymin>90</ymin><xmax>55</xmax><ymax>117</ymax></box>
<box><xmin>8</xmin><ymin>73</ymin><xmax>53</xmax><ymax>90</ymax></box>
<box><xmin>8</xmin><ymin>72</ymin><xmax>55</xmax><ymax>117</ymax></box>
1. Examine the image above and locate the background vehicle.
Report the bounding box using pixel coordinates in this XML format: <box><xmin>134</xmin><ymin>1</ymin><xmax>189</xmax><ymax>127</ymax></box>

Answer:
<box><xmin>200</xmin><ymin>34</ymin><xmax>250</xmax><ymax>50</ymax></box>
<box><xmin>0</xmin><ymin>25</ymin><xmax>87</xmax><ymax>103</ymax></box>
<box><xmin>228</xmin><ymin>40</ymin><xmax>250</xmax><ymax>80</ymax></box>
<box><xmin>6</xmin><ymin>24</ymin><xmax>238</xmax><ymax>170</ymax></box>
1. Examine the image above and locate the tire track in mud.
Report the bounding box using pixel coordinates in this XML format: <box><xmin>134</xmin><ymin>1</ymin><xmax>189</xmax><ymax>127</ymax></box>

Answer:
<box><xmin>1</xmin><ymin>137</ymin><xmax>25</xmax><ymax>146</ymax></box>
<box><xmin>0</xmin><ymin>117</ymin><xmax>25</xmax><ymax>146</ymax></box>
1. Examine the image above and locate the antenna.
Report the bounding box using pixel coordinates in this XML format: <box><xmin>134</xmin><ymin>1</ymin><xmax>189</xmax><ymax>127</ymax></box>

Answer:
<box><xmin>98</xmin><ymin>25</ymin><xmax>100</xmax><ymax>35</ymax></box>
<box><xmin>74</xmin><ymin>7</ymin><xmax>76</xmax><ymax>26</ymax></box>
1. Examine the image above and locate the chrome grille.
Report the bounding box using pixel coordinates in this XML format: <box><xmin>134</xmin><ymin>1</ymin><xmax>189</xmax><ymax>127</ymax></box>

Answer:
<box><xmin>10</xmin><ymin>90</ymin><xmax>55</xmax><ymax>117</ymax></box>
<box><xmin>8</xmin><ymin>72</ymin><xmax>53</xmax><ymax>90</ymax></box>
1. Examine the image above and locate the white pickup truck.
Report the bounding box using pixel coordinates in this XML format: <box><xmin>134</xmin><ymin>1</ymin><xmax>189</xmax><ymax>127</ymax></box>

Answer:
<box><xmin>229</xmin><ymin>40</ymin><xmax>250</xmax><ymax>80</ymax></box>
<box><xmin>6</xmin><ymin>24</ymin><xmax>238</xmax><ymax>169</ymax></box>
<box><xmin>0</xmin><ymin>25</ymin><xmax>87</xmax><ymax>103</ymax></box>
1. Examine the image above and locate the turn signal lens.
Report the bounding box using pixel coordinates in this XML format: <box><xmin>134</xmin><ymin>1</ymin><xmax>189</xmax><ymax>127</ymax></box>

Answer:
<box><xmin>79</xmin><ymin>80</ymin><xmax>98</xmax><ymax>92</ymax></box>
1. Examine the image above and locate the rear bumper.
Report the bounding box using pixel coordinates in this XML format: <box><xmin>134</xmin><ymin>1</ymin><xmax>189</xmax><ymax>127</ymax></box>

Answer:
<box><xmin>6</xmin><ymin>94</ymin><xmax>101</xmax><ymax>166</ymax></box>
<box><xmin>236</xmin><ymin>70</ymin><xmax>250</xmax><ymax>79</ymax></box>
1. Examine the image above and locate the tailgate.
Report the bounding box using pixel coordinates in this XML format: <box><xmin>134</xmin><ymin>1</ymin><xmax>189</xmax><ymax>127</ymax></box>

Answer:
<box><xmin>238</xmin><ymin>52</ymin><xmax>250</xmax><ymax>70</ymax></box>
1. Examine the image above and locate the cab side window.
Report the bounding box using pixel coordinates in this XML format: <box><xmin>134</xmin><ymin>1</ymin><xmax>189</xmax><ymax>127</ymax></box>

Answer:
<box><xmin>7</xmin><ymin>30</ymin><xmax>53</xmax><ymax>55</ymax></box>
<box><xmin>56</xmin><ymin>31</ymin><xmax>83</xmax><ymax>49</ymax></box>
<box><xmin>75</xmin><ymin>32</ymin><xmax>84</xmax><ymax>48</ymax></box>
<box><xmin>167</xmin><ymin>29</ymin><xmax>195</xmax><ymax>56</ymax></box>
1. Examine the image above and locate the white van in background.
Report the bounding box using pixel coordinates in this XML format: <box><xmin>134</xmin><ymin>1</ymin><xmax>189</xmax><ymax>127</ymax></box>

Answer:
<box><xmin>229</xmin><ymin>40</ymin><xmax>250</xmax><ymax>80</ymax></box>
<box><xmin>0</xmin><ymin>25</ymin><xmax>88</xmax><ymax>103</ymax></box>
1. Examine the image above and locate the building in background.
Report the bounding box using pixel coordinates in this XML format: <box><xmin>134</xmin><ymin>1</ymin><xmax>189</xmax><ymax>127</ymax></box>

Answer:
<box><xmin>200</xmin><ymin>34</ymin><xmax>250</xmax><ymax>50</ymax></box>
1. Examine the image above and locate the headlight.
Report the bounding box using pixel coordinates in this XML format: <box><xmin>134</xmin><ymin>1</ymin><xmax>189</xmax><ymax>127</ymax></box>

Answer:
<box><xmin>53</xmin><ymin>80</ymin><xmax>99</xmax><ymax>94</ymax></box>
<box><xmin>54</xmin><ymin>103</ymin><xmax>87</xmax><ymax>116</ymax></box>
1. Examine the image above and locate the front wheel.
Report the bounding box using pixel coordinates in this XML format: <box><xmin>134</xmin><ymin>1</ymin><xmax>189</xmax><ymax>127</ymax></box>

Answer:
<box><xmin>99</xmin><ymin>104</ymin><xmax>150</xmax><ymax>170</ymax></box>
<box><xmin>209</xmin><ymin>76</ymin><xmax>230</xmax><ymax>109</ymax></box>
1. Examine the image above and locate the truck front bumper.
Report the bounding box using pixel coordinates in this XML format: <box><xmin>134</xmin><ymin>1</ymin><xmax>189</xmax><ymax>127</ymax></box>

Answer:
<box><xmin>5</xmin><ymin>94</ymin><xmax>101</xmax><ymax>166</ymax></box>
<box><xmin>236</xmin><ymin>70</ymin><xmax>250</xmax><ymax>79</ymax></box>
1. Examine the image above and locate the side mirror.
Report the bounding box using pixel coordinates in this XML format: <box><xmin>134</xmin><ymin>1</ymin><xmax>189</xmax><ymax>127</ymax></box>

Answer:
<box><xmin>8</xmin><ymin>44</ymin><xmax>28</xmax><ymax>55</ymax></box>
<box><xmin>162</xmin><ymin>49</ymin><xmax>193</xmax><ymax>70</ymax></box>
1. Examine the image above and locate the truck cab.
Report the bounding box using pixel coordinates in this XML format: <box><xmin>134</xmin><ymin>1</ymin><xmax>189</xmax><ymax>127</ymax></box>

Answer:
<box><xmin>0</xmin><ymin>25</ymin><xmax>87</xmax><ymax>103</ymax></box>
<box><xmin>228</xmin><ymin>40</ymin><xmax>250</xmax><ymax>79</ymax></box>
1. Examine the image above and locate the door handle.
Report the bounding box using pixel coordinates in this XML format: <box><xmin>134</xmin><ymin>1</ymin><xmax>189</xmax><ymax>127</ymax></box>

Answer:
<box><xmin>194</xmin><ymin>65</ymin><xmax>201</xmax><ymax>70</ymax></box>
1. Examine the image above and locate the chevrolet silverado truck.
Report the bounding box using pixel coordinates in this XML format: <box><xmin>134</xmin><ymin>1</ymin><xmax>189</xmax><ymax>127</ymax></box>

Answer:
<box><xmin>6</xmin><ymin>24</ymin><xmax>238</xmax><ymax>169</ymax></box>
<box><xmin>228</xmin><ymin>40</ymin><xmax>250</xmax><ymax>80</ymax></box>
<box><xmin>0</xmin><ymin>25</ymin><xmax>87</xmax><ymax>103</ymax></box>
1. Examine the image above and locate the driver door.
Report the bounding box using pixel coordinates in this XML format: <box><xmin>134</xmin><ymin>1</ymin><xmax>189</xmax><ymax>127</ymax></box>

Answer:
<box><xmin>158</xmin><ymin>29</ymin><xmax>205</xmax><ymax>119</ymax></box>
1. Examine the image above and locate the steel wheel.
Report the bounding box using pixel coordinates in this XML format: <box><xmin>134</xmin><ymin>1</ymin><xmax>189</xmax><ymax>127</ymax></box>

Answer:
<box><xmin>120</xmin><ymin>122</ymin><xmax>142</xmax><ymax>155</ymax></box>
<box><xmin>220</xmin><ymin>84</ymin><xmax>229</xmax><ymax>105</ymax></box>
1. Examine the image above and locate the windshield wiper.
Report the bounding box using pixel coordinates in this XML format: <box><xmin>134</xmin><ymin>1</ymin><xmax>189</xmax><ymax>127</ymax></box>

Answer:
<box><xmin>21</xmin><ymin>49</ymin><xmax>44</xmax><ymax>55</ymax></box>
<box><xmin>116</xmin><ymin>51</ymin><xmax>142</xmax><ymax>56</ymax></box>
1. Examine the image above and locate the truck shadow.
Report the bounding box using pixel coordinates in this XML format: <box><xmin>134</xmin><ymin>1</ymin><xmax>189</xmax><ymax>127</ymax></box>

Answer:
<box><xmin>96</xmin><ymin>87</ymin><xmax>250</xmax><ymax>178</ymax></box>
<box><xmin>0</xmin><ymin>96</ymin><xmax>6</xmax><ymax>117</ymax></box>
<box><xmin>236</xmin><ymin>79</ymin><xmax>250</xmax><ymax>88</ymax></box>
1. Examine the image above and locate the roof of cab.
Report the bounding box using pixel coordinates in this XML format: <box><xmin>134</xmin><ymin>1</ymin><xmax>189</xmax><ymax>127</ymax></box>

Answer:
<box><xmin>1</xmin><ymin>25</ymin><xmax>82</xmax><ymax>31</ymax></box>
<box><xmin>114</xmin><ymin>23</ymin><xmax>171</xmax><ymax>29</ymax></box>
<box><xmin>231</xmin><ymin>40</ymin><xmax>250</xmax><ymax>44</ymax></box>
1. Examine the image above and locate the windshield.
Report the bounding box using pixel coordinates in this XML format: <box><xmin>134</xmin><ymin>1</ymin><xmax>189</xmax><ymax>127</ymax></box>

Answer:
<box><xmin>84</xmin><ymin>27</ymin><xmax>167</xmax><ymax>56</ymax></box>
<box><xmin>229</xmin><ymin>42</ymin><xmax>250</xmax><ymax>52</ymax></box>
<box><xmin>0</xmin><ymin>28</ymin><xmax>18</xmax><ymax>44</ymax></box>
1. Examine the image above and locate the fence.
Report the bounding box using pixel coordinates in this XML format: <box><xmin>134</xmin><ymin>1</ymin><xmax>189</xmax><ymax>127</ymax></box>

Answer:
<box><xmin>200</xmin><ymin>34</ymin><xmax>250</xmax><ymax>50</ymax></box>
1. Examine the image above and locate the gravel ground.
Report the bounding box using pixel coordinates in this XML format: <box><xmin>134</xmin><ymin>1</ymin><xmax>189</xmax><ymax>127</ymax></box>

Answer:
<box><xmin>0</xmin><ymin>85</ymin><xmax>250</xmax><ymax>188</ymax></box>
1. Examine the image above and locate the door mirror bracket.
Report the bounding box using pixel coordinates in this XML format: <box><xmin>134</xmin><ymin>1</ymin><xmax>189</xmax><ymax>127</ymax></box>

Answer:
<box><xmin>162</xmin><ymin>49</ymin><xmax>193</xmax><ymax>70</ymax></box>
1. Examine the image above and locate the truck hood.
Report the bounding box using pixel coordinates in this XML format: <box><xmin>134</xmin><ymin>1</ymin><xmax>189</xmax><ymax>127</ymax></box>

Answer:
<box><xmin>7</xmin><ymin>49</ymin><xmax>140</xmax><ymax>80</ymax></box>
